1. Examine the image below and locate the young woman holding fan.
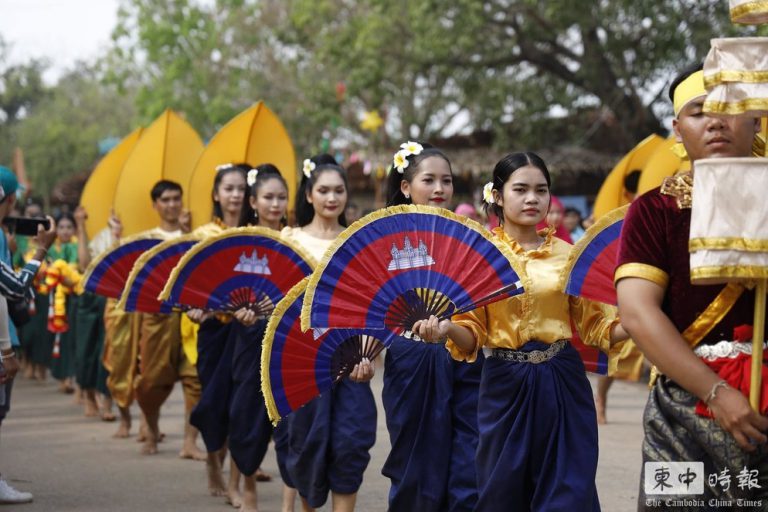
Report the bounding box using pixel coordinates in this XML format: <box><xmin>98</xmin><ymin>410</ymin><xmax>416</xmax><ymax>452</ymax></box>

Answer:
<box><xmin>415</xmin><ymin>152</ymin><xmax>629</xmax><ymax>511</ymax></box>
<box><xmin>227</xmin><ymin>163</ymin><xmax>288</xmax><ymax>512</ymax></box>
<box><xmin>382</xmin><ymin>141</ymin><xmax>480</xmax><ymax>512</ymax></box>
<box><xmin>277</xmin><ymin>154</ymin><xmax>375</xmax><ymax>512</ymax></box>
<box><xmin>187</xmin><ymin>162</ymin><xmax>254</xmax><ymax>507</ymax></box>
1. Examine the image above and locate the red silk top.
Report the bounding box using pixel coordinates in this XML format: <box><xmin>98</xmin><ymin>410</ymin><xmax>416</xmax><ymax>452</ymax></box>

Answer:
<box><xmin>615</xmin><ymin>181</ymin><xmax>754</xmax><ymax>346</ymax></box>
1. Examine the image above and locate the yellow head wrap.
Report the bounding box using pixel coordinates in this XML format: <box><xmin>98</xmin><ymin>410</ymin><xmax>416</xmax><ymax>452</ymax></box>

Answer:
<box><xmin>672</xmin><ymin>70</ymin><xmax>707</xmax><ymax>117</ymax></box>
<box><xmin>670</xmin><ymin>69</ymin><xmax>767</xmax><ymax>158</ymax></box>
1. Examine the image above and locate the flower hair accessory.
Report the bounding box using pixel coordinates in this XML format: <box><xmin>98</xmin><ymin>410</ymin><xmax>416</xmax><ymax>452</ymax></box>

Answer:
<box><xmin>247</xmin><ymin>168</ymin><xmax>259</xmax><ymax>187</ymax></box>
<box><xmin>392</xmin><ymin>141</ymin><xmax>424</xmax><ymax>174</ymax></box>
<box><xmin>302</xmin><ymin>159</ymin><xmax>316</xmax><ymax>178</ymax></box>
<box><xmin>216</xmin><ymin>163</ymin><xmax>236</xmax><ymax>172</ymax></box>
<box><xmin>483</xmin><ymin>182</ymin><xmax>495</xmax><ymax>204</ymax></box>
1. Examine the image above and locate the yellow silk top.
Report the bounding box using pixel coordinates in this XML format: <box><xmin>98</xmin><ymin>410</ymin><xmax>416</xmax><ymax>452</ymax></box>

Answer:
<box><xmin>446</xmin><ymin>227</ymin><xmax>618</xmax><ymax>363</ymax></box>
<box><xmin>192</xmin><ymin>221</ymin><xmax>225</xmax><ymax>239</ymax></box>
<box><xmin>281</xmin><ymin>226</ymin><xmax>334</xmax><ymax>263</ymax></box>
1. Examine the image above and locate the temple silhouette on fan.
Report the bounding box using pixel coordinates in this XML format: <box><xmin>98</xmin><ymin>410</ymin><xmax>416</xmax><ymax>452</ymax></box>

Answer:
<box><xmin>388</xmin><ymin>236</ymin><xmax>435</xmax><ymax>271</ymax></box>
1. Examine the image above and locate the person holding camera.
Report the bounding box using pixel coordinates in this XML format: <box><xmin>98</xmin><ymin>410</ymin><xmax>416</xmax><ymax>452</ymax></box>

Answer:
<box><xmin>0</xmin><ymin>165</ymin><xmax>56</xmax><ymax>505</ymax></box>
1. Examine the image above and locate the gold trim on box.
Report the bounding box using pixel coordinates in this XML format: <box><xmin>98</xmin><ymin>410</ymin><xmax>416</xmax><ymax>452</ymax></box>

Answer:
<box><xmin>689</xmin><ymin>237</ymin><xmax>768</xmax><ymax>252</ymax></box>
<box><xmin>704</xmin><ymin>70</ymin><xmax>768</xmax><ymax>89</ymax></box>
<box><xmin>690</xmin><ymin>265</ymin><xmax>768</xmax><ymax>281</ymax></box>
<box><xmin>731</xmin><ymin>1</ymin><xmax>768</xmax><ymax>24</ymax></box>
<box><xmin>703</xmin><ymin>98</ymin><xmax>768</xmax><ymax>116</ymax></box>
<box><xmin>614</xmin><ymin>263</ymin><xmax>669</xmax><ymax>289</ymax></box>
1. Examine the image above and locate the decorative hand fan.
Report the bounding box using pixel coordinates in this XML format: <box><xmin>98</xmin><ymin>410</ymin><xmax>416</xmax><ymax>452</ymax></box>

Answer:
<box><xmin>159</xmin><ymin>227</ymin><xmax>314</xmax><ymax>313</ymax></box>
<box><xmin>262</xmin><ymin>278</ymin><xmax>392</xmax><ymax>424</ymax></box>
<box><xmin>82</xmin><ymin>235</ymin><xmax>163</xmax><ymax>299</ymax></box>
<box><xmin>301</xmin><ymin>205</ymin><xmax>526</xmax><ymax>339</ymax></box>
<box><xmin>117</xmin><ymin>235</ymin><xmax>199</xmax><ymax>313</ymax></box>
<box><xmin>562</xmin><ymin>205</ymin><xmax>628</xmax><ymax>306</ymax></box>
<box><xmin>570</xmin><ymin>322</ymin><xmax>609</xmax><ymax>375</ymax></box>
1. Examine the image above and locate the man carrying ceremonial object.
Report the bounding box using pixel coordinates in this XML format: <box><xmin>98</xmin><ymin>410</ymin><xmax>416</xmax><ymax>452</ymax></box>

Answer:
<box><xmin>615</xmin><ymin>64</ymin><xmax>768</xmax><ymax>508</ymax></box>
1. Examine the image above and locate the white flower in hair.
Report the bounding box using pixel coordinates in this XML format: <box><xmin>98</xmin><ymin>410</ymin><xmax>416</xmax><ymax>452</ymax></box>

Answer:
<box><xmin>399</xmin><ymin>141</ymin><xmax>423</xmax><ymax>156</ymax></box>
<box><xmin>392</xmin><ymin>150</ymin><xmax>409</xmax><ymax>174</ymax></box>
<box><xmin>303</xmin><ymin>159</ymin><xmax>316</xmax><ymax>178</ymax></box>
<box><xmin>483</xmin><ymin>182</ymin><xmax>495</xmax><ymax>204</ymax></box>
<box><xmin>247</xmin><ymin>168</ymin><xmax>259</xmax><ymax>186</ymax></box>
<box><xmin>216</xmin><ymin>163</ymin><xmax>236</xmax><ymax>172</ymax></box>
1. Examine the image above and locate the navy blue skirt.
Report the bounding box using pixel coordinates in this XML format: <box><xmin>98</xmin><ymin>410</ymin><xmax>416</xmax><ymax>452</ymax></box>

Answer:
<box><xmin>476</xmin><ymin>341</ymin><xmax>600</xmax><ymax>512</ymax></box>
<box><xmin>382</xmin><ymin>337</ymin><xmax>480</xmax><ymax>512</ymax></box>
<box><xmin>190</xmin><ymin>318</ymin><xmax>233</xmax><ymax>452</ymax></box>
<box><xmin>277</xmin><ymin>378</ymin><xmax>376</xmax><ymax>508</ymax></box>
<box><xmin>228</xmin><ymin>320</ymin><xmax>273</xmax><ymax>476</ymax></box>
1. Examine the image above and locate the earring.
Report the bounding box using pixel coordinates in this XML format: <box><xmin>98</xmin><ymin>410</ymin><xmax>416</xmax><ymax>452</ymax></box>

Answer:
<box><xmin>404</xmin><ymin>193</ymin><xmax>410</xmax><ymax>199</ymax></box>
<box><xmin>254</xmin><ymin>211</ymin><xmax>259</xmax><ymax>220</ymax></box>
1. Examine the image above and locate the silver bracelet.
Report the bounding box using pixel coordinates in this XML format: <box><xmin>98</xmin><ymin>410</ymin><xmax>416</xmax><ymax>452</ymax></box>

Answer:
<box><xmin>705</xmin><ymin>380</ymin><xmax>729</xmax><ymax>405</ymax></box>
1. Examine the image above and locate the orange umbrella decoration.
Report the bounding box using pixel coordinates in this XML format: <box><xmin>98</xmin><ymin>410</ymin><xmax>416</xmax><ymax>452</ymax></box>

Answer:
<box><xmin>591</xmin><ymin>134</ymin><xmax>665</xmax><ymax>219</ymax></box>
<box><xmin>80</xmin><ymin>127</ymin><xmax>144</xmax><ymax>240</ymax></box>
<box><xmin>187</xmin><ymin>102</ymin><xmax>296</xmax><ymax>230</ymax></box>
<box><xmin>112</xmin><ymin>110</ymin><xmax>203</xmax><ymax>236</ymax></box>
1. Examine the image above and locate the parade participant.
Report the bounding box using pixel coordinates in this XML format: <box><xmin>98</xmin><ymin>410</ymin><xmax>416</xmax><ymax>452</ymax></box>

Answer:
<box><xmin>0</xmin><ymin>165</ymin><xmax>56</xmax><ymax>505</ymax></box>
<box><xmin>415</xmin><ymin>151</ymin><xmax>627</xmax><ymax>511</ymax></box>
<box><xmin>13</xmin><ymin>200</ymin><xmax>42</xmax><ymax>380</ymax></box>
<box><xmin>537</xmin><ymin>195</ymin><xmax>572</xmax><ymax>244</ymax></box>
<box><xmin>72</xmin><ymin>206</ymin><xmax>116</xmax><ymax>420</ymax></box>
<box><xmin>129</xmin><ymin>180</ymin><xmax>198</xmax><ymax>456</ymax></box>
<box><xmin>278</xmin><ymin>154</ymin><xmax>375</xmax><ymax>512</ymax></box>
<box><xmin>227</xmin><ymin>163</ymin><xmax>288</xmax><ymax>512</ymax></box>
<box><xmin>595</xmin><ymin>168</ymin><xmax>644</xmax><ymax>425</ymax></box>
<box><xmin>47</xmin><ymin>212</ymin><xmax>79</xmax><ymax>394</ymax></box>
<box><xmin>188</xmin><ymin>163</ymin><xmax>253</xmax><ymax>506</ymax></box>
<box><xmin>382</xmin><ymin>141</ymin><xmax>479</xmax><ymax>512</ymax></box>
<box><xmin>616</xmin><ymin>65</ymin><xmax>768</xmax><ymax>507</ymax></box>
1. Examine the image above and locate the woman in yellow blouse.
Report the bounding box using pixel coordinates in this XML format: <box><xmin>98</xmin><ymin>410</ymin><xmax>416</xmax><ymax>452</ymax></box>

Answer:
<box><xmin>415</xmin><ymin>152</ymin><xmax>627</xmax><ymax>512</ymax></box>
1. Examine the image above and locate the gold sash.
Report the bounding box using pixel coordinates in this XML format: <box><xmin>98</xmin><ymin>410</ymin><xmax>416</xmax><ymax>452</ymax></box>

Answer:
<box><xmin>649</xmin><ymin>283</ymin><xmax>745</xmax><ymax>385</ymax></box>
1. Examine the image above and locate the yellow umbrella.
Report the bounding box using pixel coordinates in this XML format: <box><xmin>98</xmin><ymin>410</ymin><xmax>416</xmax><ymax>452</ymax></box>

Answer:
<box><xmin>187</xmin><ymin>102</ymin><xmax>296</xmax><ymax>230</ymax></box>
<box><xmin>592</xmin><ymin>134</ymin><xmax>665</xmax><ymax>219</ymax></box>
<box><xmin>113</xmin><ymin>110</ymin><xmax>203</xmax><ymax>236</ymax></box>
<box><xmin>80</xmin><ymin>127</ymin><xmax>144</xmax><ymax>240</ymax></box>
<box><xmin>636</xmin><ymin>136</ymin><xmax>688</xmax><ymax>196</ymax></box>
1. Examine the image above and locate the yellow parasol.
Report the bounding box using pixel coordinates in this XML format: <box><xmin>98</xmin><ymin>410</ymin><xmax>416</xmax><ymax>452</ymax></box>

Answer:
<box><xmin>636</xmin><ymin>135</ymin><xmax>687</xmax><ymax>196</ymax></box>
<box><xmin>113</xmin><ymin>110</ymin><xmax>203</xmax><ymax>236</ymax></box>
<box><xmin>187</xmin><ymin>102</ymin><xmax>296</xmax><ymax>230</ymax></box>
<box><xmin>592</xmin><ymin>134</ymin><xmax>665</xmax><ymax>219</ymax></box>
<box><xmin>80</xmin><ymin>127</ymin><xmax>144</xmax><ymax>240</ymax></box>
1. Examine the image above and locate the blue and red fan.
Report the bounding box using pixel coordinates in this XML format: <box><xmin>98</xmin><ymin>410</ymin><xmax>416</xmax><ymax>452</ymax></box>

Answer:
<box><xmin>561</xmin><ymin>205</ymin><xmax>628</xmax><ymax>374</ymax></box>
<box><xmin>159</xmin><ymin>227</ymin><xmax>315</xmax><ymax>313</ymax></box>
<box><xmin>82</xmin><ymin>235</ymin><xmax>163</xmax><ymax>299</ymax></box>
<box><xmin>117</xmin><ymin>235</ymin><xmax>199</xmax><ymax>313</ymax></box>
<box><xmin>262</xmin><ymin>278</ymin><xmax>391</xmax><ymax>424</ymax></box>
<box><xmin>301</xmin><ymin>205</ymin><xmax>527</xmax><ymax>338</ymax></box>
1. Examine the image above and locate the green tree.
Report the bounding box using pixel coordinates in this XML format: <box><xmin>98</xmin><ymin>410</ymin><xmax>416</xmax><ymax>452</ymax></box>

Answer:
<box><xmin>11</xmin><ymin>64</ymin><xmax>136</xmax><ymax>204</ymax></box>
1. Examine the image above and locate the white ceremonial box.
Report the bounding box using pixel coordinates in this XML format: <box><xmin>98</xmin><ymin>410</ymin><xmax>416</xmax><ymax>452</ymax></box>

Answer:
<box><xmin>689</xmin><ymin>158</ymin><xmax>768</xmax><ymax>284</ymax></box>
<box><xmin>703</xmin><ymin>37</ymin><xmax>768</xmax><ymax>117</ymax></box>
<box><xmin>730</xmin><ymin>0</ymin><xmax>768</xmax><ymax>24</ymax></box>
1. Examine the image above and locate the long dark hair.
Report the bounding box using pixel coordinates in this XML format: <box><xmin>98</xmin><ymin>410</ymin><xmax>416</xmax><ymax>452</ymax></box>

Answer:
<box><xmin>249</xmin><ymin>163</ymin><xmax>288</xmax><ymax>227</ymax></box>
<box><xmin>485</xmin><ymin>152</ymin><xmax>551</xmax><ymax>222</ymax></box>
<box><xmin>294</xmin><ymin>154</ymin><xmax>349</xmax><ymax>227</ymax></box>
<box><xmin>385</xmin><ymin>142</ymin><xmax>452</xmax><ymax>206</ymax></box>
<box><xmin>211</xmin><ymin>163</ymin><xmax>254</xmax><ymax>227</ymax></box>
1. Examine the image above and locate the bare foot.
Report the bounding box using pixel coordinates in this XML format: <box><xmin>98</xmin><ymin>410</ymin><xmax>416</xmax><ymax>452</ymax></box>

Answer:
<box><xmin>84</xmin><ymin>398</ymin><xmax>99</xmax><ymax>418</ymax></box>
<box><xmin>596</xmin><ymin>397</ymin><xmax>607</xmax><ymax>425</ymax></box>
<box><xmin>226</xmin><ymin>489</ymin><xmax>243</xmax><ymax>508</ymax></box>
<box><xmin>23</xmin><ymin>365</ymin><xmax>35</xmax><ymax>380</ymax></box>
<box><xmin>254</xmin><ymin>468</ymin><xmax>271</xmax><ymax>482</ymax></box>
<box><xmin>207</xmin><ymin>452</ymin><xmax>227</xmax><ymax>497</ymax></box>
<box><xmin>178</xmin><ymin>446</ymin><xmax>207</xmax><ymax>461</ymax></box>
<box><xmin>113</xmin><ymin>423</ymin><xmax>131</xmax><ymax>438</ymax></box>
<box><xmin>101</xmin><ymin>411</ymin><xmax>117</xmax><ymax>422</ymax></box>
<box><xmin>241</xmin><ymin>475</ymin><xmax>258</xmax><ymax>512</ymax></box>
<box><xmin>141</xmin><ymin>438</ymin><xmax>159</xmax><ymax>455</ymax></box>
